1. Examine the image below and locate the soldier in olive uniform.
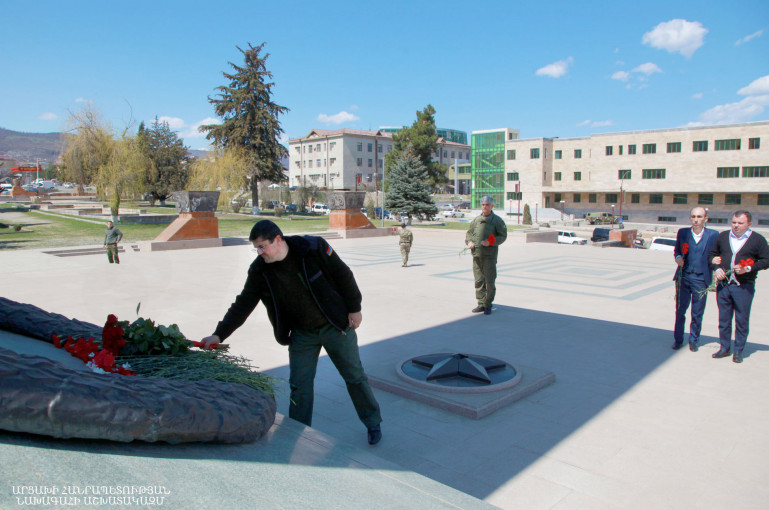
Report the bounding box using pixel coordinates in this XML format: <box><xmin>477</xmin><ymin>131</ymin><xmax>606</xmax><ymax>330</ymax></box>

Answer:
<box><xmin>464</xmin><ymin>196</ymin><xmax>507</xmax><ymax>315</ymax></box>
<box><xmin>398</xmin><ymin>222</ymin><xmax>413</xmax><ymax>267</ymax></box>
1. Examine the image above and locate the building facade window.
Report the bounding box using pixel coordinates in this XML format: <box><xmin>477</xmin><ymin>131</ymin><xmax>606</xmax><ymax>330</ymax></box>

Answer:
<box><xmin>507</xmin><ymin>172</ymin><xmax>519</xmax><ymax>181</ymax></box>
<box><xmin>698</xmin><ymin>193</ymin><xmax>713</xmax><ymax>204</ymax></box>
<box><xmin>506</xmin><ymin>192</ymin><xmax>522</xmax><ymax>200</ymax></box>
<box><xmin>555</xmin><ymin>150</ymin><xmax>562</xmax><ymax>159</ymax></box>
<box><xmin>368</xmin><ymin>159</ymin><xmax>373</xmax><ymax>168</ymax></box>
<box><xmin>642</xmin><ymin>143</ymin><xmax>656</xmax><ymax>154</ymax></box>
<box><xmin>308</xmin><ymin>160</ymin><xmax>313</xmax><ymax>168</ymax></box>
<box><xmin>589</xmin><ymin>193</ymin><xmax>597</xmax><ymax>203</ymax></box>
<box><xmin>574</xmin><ymin>172</ymin><xmax>581</xmax><ymax>181</ymax></box>
<box><xmin>377</xmin><ymin>144</ymin><xmax>382</xmax><ymax>152</ymax></box>
<box><xmin>725</xmin><ymin>193</ymin><xmax>742</xmax><ymax>205</ymax></box>
<box><xmin>717</xmin><ymin>167</ymin><xmax>739</xmax><ymax>178</ymax></box>
<box><xmin>573</xmin><ymin>193</ymin><xmax>581</xmax><ymax>202</ymax></box>
<box><xmin>667</xmin><ymin>142</ymin><xmax>681</xmax><ymax>153</ymax></box>
<box><xmin>356</xmin><ymin>158</ymin><xmax>362</xmax><ymax>166</ymax></box>
<box><xmin>673</xmin><ymin>193</ymin><xmax>688</xmax><ymax>204</ymax></box>
<box><xmin>330</xmin><ymin>158</ymin><xmax>336</xmax><ymax>166</ymax></box>
<box><xmin>715</xmin><ymin>139</ymin><xmax>741</xmax><ymax>151</ymax></box>
<box><xmin>658</xmin><ymin>216</ymin><xmax>677</xmax><ymax>222</ymax></box>
<box><xmin>554</xmin><ymin>193</ymin><xmax>562</xmax><ymax>202</ymax></box>
<box><xmin>628</xmin><ymin>144</ymin><xmax>636</xmax><ymax>155</ymax></box>
<box><xmin>749</xmin><ymin>138</ymin><xmax>760</xmax><ymax>150</ymax></box>
<box><xmin>619</xmin><ymin>145</ymin><xmax>624</xmax><ymax>155</ymax></box>
<box><xmin>631</xmin><ymin>193</ymin><xmax>640</xmax><ymax>204</ymax></box>
<box><xmin>743</xmin><ymin>166</ymin><xmax>769</xmax><ymax>177</ymax></box>
<box><xmin>554</xmin><ymin>172</ymin><xmax>562</xmax><ymax>181</ymax></box>
<box><xmin>367</xmin><ymin>143</ymin><xmax>373</xmax><ymax>152</ymax></box>
<box><xmin>605</xmin><ymin>193</ymin><xmax>618</xmax><ymax>203</ymax></box>
<box><xmin>693</xmin><ymin>140</ymin><xmax>708</xmax><ymax>152</ymax></box>
<box><xmin>530</xmin><ymin>148</ymin><xmax>540</xmax><ymax>159</ymax></box>
<box><xmin>507</xmin><ymin>149</ymin><xmax>516</xmax><ymax>160</ymax></box>
<box><xmin>649</xmin><ymin>194</ymin><xmax>663</xmax><ymax>204</ymax></box>
<box><xmin>618</xmin><ymin>169</ymin><xmax>631</xmax><ymax>180</ymax></box>
<box><xmin>317</xmin><ymin>159</ymin><xmax>321</xmax><ymax>167</ymax></box>
<box><xmin>758</xmin><ymin>193</ymin><xmax>769</xmax><ymax>205</ymax></box>
<box><xmin>574</xmin><ymin>149</ymin><xmax>582</xmax><ymax>159</ymax></box>
<box><xmin>330</xmin><ymin>142</ymin><xmax>336</xmax><ymax>150</ymax></box>
<box><xmin>357</xmin><ymin>143</ymin><xmax>363</xmax><ymax>151</ymax></box>
<box><xmin>378</xmin><ymin>159</ymin><xmax>383</xmax><ymax>168</ymax></box>
<box><xmin>605</xmin><ymin>146</ymin><xmax>613</xmax><ymax>156</ymax></box>
<box><xmin>642</xmin><ymin>168</ymin><xmax>666</xmax><ymax>179</ymax></box>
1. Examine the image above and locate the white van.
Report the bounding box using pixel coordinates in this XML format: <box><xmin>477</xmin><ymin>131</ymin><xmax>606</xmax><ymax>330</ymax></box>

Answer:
<box><xmin>36</xmin><ymin>180</ymin><xmax>56</xmax><ymax>191</ymax></box>
<box><xmin>311</xmin><ymin>203</ymin><xmax>330</xmax><ymax>215</ymax></box>
<box><xmin>649</xmin><ymin>237</ymin><xmax>676</xmax><ymax>252</ymax></box>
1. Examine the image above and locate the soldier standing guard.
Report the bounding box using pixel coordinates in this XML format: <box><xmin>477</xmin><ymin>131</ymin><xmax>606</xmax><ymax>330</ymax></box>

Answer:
<box><xmin>464</xmin><ymin>196</ymin><xmax>507</xmax><ymax>315</ymax></box>
<box><xmin>398</xmin><ymin>222</ymin><xmax>413</xmax><ymax>267</ymax></box>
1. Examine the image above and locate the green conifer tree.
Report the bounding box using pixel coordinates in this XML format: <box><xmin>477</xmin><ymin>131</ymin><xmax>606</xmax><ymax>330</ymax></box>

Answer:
<box><xmin>385</xmin><ymin>149</ymin><xmax>439</xmax><ymax>221</ymax></box>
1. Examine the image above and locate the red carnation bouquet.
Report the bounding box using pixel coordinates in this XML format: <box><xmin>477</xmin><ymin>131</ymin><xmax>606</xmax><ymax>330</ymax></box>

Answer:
<box><xmin>697</xmin><ymin>258</ymin><xmax>755</xmax><ymax>298</ymax></box>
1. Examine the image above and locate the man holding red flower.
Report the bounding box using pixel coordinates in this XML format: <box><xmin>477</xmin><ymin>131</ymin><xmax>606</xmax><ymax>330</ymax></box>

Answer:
<box><xmin>465</xmin><ymin>196</ymin><xmax>507</xmax><ymax>315</ymax></box>
<box><xmin>709</xmin><ymin>211</ymin><xmax>769</xmax><ymax>363</ymax></box>
<box><xmin>672</xmin><ymin>207</ymin><xmax>719</xmax><ymax>351</ymax></box>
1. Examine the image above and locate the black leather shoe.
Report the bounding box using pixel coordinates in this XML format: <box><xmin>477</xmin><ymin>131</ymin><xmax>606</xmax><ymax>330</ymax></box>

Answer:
<box><xmin>672</xmin><ymin>342</ymin><xmax>683</xmax><ymax>350</ymax></box>
<box><xmin>367</xmin><ymin>425</ymin><xmax>382</xmax><ymax>445</ymax></box>
<box><xmin>733</xmin><ymin>352</ymin><xmax>743</xmax><ymax>363</ymax></box>
<box><xmin>472</xmin><ymin>306</ymin><xmax>484</xmax><ymax>313</ymax></box>
<box><xmin>712</xmin><ymin>349</ymin><xmax>731</xmax><ymax>359</ymax></box>
<box><xmin>484</xmin><ymin>307</ymin><xmax>492</xmax><ymax>315</ymax></box>
<box><xmin>689</xmin><ymin>343</ymin><xmax>698</xmax><ymax>352</ymax></box>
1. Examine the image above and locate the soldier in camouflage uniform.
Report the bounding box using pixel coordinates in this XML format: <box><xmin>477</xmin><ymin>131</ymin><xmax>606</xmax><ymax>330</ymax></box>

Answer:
<box><xmin>464</xmin><ymin>196</ymin><xmax>507</xmax><ymax>314</ymax></box>
<box><xmin>398</xmin><ymin>222</ymin><xmax>413</xmax><ymax>267</ymax></box>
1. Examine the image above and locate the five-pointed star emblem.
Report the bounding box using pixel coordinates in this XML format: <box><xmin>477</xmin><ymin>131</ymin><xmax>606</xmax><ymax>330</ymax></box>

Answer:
<box><xmin>411</xmin><ymin>353</ymin><xmax>505</xmax><ymax>384</ymax></box>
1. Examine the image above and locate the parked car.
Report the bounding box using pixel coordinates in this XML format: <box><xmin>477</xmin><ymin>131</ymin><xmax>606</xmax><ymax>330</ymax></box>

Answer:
<box><xmin>437</xmin><ymin>204</ymin><xmax>454</xmax><ymax>211</ymax></box>
<box><xmin>456</xmin><ymin>201</ymin><xmax>471</xmax><ymax>209</ymax></box>
<box><xmin>590</xmin><ymin>227</ymin><xmax>612</xmax><ymax>242</ymax></box>
<box><xmin>21</xmin><ymin>184</ymin><xmax>39</xmax><ymax>194</ymax></box>
<box><xmin>585</xmin><ymin>212</ymin><xmax>616</xmax><ymax>225</ymax></box>
<box><xmin>443</xmin><ymin>208</ymin><xmax>465</xmax><ymax>218</ymax></box>
<box><xmin>311</xmin><ymin>203</ymin><xmax>330</xmax><ymax>215</ymax></box>
<box><xmin>374</xmin><ymin>207</ymin><xmax>390</xmax><ymax>219</ymax></box>
<box><xmin>557</xmin><ymin>231</ymin><xmax>587</xmax><ymax>245</ymax></box>
<box><xmin>649</xmin><ymin>237</ymin><xmax>676</xmax><ymax>252</ymax></box>
<box><xmin>285</xmin><ymin>203</ymin><xmax>298</xmax><ymax>213</ymax></box>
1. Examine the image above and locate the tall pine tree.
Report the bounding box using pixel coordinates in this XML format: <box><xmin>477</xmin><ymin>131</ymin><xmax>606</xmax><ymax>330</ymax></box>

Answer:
<box><xmin>137</xmin><ymin>118</ymin><xmax>190</xmax><ymax>204</ymax></box>
<box><xmin>385</xmin><ymin>149</ymin><xmax>439</xmax><ymax>221</ymax></box>
<box><xmin>384</xmin><ymin>104</ymin><xmax>447</xmax><ymax>191</ymax></box>
<box><xmin>200</xmin><ymin>42</ymin><xmax>288</xmax><ymax>210</ymax></box>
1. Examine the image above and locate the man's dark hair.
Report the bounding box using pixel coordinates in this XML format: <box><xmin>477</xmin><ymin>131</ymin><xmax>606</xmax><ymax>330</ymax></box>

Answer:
<box><xmin>249</xmin><ymin>220</ymin><xmax>283</xmax><ymax>242</ymax></box>
<box><xmin>734</xmin><ymin>210</ymin><xmax>752</xmax><ymax>222</ymax></box>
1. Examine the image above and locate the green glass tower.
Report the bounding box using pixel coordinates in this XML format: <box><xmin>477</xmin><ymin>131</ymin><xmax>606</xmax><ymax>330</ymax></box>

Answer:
<box><xmin>470</xmin><ymin>130</ymin><xmax>506</xmax><ymax>208</ymax></box>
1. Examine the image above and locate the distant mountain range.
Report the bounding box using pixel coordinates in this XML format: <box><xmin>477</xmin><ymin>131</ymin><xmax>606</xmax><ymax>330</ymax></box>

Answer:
<box><xmin>0</xmin><ymin>127</ymin><xmax>211</xmax><ymax>164</ymax></box>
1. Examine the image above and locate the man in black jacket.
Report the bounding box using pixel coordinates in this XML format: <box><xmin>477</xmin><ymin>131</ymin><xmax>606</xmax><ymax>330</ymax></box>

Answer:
<box><xmin>709</xmin><ymin>210</ymin><xmax>769</xmax><ymax>363</ymax></box>
<box><xmin>201</xmin><ymin>220</ymin><xmax>382</xmax><ymax>444</ymax></box>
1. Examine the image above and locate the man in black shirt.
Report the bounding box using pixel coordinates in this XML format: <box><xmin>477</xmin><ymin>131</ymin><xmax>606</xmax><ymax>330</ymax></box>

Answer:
<box><xmin>201</xmin><ymin>220</ymin><xmax>382</xmax><ymax>444</ymax></box>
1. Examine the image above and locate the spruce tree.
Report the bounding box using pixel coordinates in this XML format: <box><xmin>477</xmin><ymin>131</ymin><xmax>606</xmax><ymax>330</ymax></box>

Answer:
<box><xmin>200</xmin><ymin>42</ymin><xmax>288</xmax><ymax>210</ymax></box>
<box><xmin>385</xmin><ymin>149</ymin><xmax>439</xmax><ymax>221</ymax></box>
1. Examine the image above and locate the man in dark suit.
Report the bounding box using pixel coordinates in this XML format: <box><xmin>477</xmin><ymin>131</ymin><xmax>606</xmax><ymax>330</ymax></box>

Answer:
<box><xmin>709</xmin><ymin>210</ymin><xmax>769</xmax><ymax>363</ymax></box>
<box><xmin>672</xmin><ymin>207</ymin><xmax>719</xmax><ymax>352</ymax></box>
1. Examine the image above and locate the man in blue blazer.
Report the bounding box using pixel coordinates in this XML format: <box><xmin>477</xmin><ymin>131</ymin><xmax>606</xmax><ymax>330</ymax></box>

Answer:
<box><xmin>709</xmin><ymin>210</ymin><xmax>769</xmax><ymax>363</ymax></box>
<box><xmin>672</xmin><ymin>207</ymin><xmax>719</xmax><ymax>351</ymax></box>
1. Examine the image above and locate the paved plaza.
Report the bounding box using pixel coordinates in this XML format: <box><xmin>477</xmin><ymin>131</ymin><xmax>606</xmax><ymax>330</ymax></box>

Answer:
<box><xmin>1</xmin><ymin>228</ymin><xmax>768</xmax><ymax>509</ymax></box>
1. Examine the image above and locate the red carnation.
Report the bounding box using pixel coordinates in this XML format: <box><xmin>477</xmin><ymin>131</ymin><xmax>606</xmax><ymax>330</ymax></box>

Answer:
<box><xmin>52</xmin><ymin>334</ymin><xmax>62</xmax><ymax>348</ymax></box>
<box><xmin>93</xmin><ymin>349</ymin><xmax>115</xmax><ymax>371</ymax></box>
<box><xmin>487</xmin><ymin>234</ymin><xmax>496</xmax><ymax>246</ymax></box>
<box><xmin>681</xmin><ymin>243</ymin><xmax>689</xmax><ymax>255</ymax></box>
<box><xmin>739</xmin><ymin>258</ymin><xmax>755</xmax><ymax>268</ymax></box>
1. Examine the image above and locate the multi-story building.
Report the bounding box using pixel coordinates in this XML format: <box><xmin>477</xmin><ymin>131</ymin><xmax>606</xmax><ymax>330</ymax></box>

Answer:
<box><xmin>469</xmin><ymin>128</ymin><xmax>521</xmax><ymax>207</ymax></box>
<box><xmin>288</xmin><ymin>128</ymin><xmax>471</xmax><ymax>191</ymax></box>
<box><xmin>485</xmin><ymin>121</ymin><xmax>769</xmax><ymax>225</ymax></box>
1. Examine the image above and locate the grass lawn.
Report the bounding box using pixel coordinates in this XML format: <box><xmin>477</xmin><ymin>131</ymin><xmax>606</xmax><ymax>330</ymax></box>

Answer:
<box><xmin>1</xmin><ymin>203</ymin><xmax>527</xmax><ymax>251</ymax></box>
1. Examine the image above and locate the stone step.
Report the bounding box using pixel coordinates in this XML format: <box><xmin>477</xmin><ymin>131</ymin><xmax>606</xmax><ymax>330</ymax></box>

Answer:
<box><xmin>43</xmin><ymin>245</ymin><xmax>140</xmax><ymax>257</ymax></box>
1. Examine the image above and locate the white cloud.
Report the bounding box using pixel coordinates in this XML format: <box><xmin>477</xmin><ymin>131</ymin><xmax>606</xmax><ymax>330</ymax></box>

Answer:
<box><xmin>186</xmin><ymin>117</ymin><xmax>219</xmax><ymax>139</ymax></box>
<box><xmin>692</xmin><ymin>92</ymin><xmax>704</xmax><ymax>99</ymax></box>
<box><xmin>735</xmin><ymin>29</ymin><xmax>763</xmax><ymax>46</ymax></box>
<box><xmin>157</xmin><ymin>116</ymin><xmax>186</xmax><ymax>130</ymax></box>
<box><xmin>738</xmin><ymin>75</ymin><xmax>769</xmax><ymax>96</ymax></box>
<box><xmin>698</xmin><ymin>95</ymin><xmax>769</xmax><ymax>124</ymax></box>
<box><xmin>535</xmin><ymin>57</ymin><xmax>573</xmax><ymax>78</ymax></box>
<box><xmin>592</xmin><ymin>120</ymin><xmax>613</xmax><ymax>127</ymax></box>
<box><xmin>642</xmin><ymin>19</ymin><xmax>708</xmax><ymax>58</ymax></box>
<box><xmin>611</xmin><ymin>71</ymin><xmax>630</xmax><ymax>82</ymax></box>
<box><xmin>39</xmin><ymin>112</ymin><xmax>57</xmax><ymax>120</ymax></box>
<box><xmin>576</xmin><ymin>120</ymin><xmax>591</xmax><ymax>127</ymax></box>
<box><xmin>317</xmin><ymin>111</ymin><xmax>359</xmax><ymax>124</ymax></box>
<box><xmin>632</xmin><ymin>62</ymin><xmax>663</xmax><ymax>76</ymax></box>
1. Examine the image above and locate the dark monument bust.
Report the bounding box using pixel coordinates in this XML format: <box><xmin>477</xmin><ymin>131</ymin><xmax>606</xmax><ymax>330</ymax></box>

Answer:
<box><xmin>172</xmin><ymin>191</ymin><xmax>220</xmax><ymax>213</ymax></box>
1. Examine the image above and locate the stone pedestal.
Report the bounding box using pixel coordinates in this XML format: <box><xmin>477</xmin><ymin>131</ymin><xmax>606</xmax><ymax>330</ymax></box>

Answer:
<box><xmin>327</xmin><ymin>191</ymin><xmax>375</xmax><ymax>230</ymax></box>
<box><xmin>153</xmin><ymin>191</ymin><xmax>221</xmax><ymax>245</ymax></box>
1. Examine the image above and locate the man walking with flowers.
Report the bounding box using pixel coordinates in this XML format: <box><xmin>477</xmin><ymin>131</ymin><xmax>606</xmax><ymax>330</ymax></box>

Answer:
<box><xmin>709</xmin><ymin>211</ymin><xmax>769</xmax><ymax>363</ymax></box>
<box><xmin>672</xmin><ymin>207</ymin><xmax>718</xmax><ymax>352</ymax></box>
<box><xmin>465</xmin><ymin>196</ymin><xmax>507</xmax><ymax>315</ymax></box>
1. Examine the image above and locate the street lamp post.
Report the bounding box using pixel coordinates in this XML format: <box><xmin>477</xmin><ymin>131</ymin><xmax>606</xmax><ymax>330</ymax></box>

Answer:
<box><xmin>560</xmin><ymin>200</ymin><xmax>565</xmax><ymax>221</ymax></box>
<box><xmin>535</xmin><ymin>203</ymin><xmax>538</xmax><ymax>224</ymax></box>
<box><xmin>611</xmin><ymin>204</ymin><xmax>615</xmax><ymax>229</ymax></box>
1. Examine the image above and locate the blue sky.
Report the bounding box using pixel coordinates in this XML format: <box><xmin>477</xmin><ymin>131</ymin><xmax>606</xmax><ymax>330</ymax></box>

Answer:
<box><xmin>2</xmin><ymin>0</ymin><xmax>768</xmax><ymax>149</ymax></box>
